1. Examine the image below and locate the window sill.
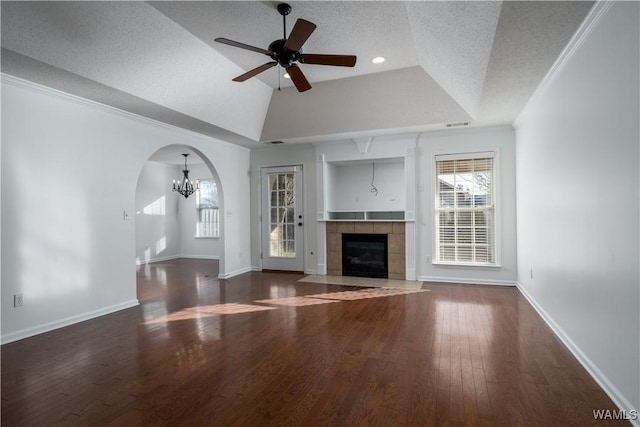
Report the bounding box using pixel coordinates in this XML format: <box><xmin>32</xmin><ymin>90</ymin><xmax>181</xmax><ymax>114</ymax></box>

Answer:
<box><xmin>194</xmin><ymin>236</ymin><xmax>219</xmax><ymax>240</ymax></box>
<box><xmin>432</xmin><ymin>261</ymin><xmax>501</xmax><ymax>269</ymax></box>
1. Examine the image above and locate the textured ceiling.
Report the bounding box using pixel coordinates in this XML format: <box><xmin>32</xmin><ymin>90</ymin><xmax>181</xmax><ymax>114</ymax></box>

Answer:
<box><xmin>149</xmin><ymin>1</ymin><xmax>419</xmax><ymax>89</ymax></box>
<box><xmin>1</xmin><ymin>1</ymin><xmax>594</xmax><ymax>146</ymax></box>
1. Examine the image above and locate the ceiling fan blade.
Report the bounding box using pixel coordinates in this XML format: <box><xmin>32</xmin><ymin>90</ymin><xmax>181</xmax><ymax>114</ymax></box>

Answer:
<box><xmin>300</xmin><ymin>54</ymin><xmax>357</xmax><ymax>67</ymax></box>
<box><xmin>283</xmin><ymin>19</ymin><xmax>316</xmax><ymax>52</ymax></box>
<box><xmin>233</xmin><ymin>62</ymin><xmax>277</xmax><ymax>82</ymax></box>
<box><xmin>286</xmin><ymin>65</ymin><xmax>312</xmax><ymax>92</ymax></box>
<box><xmin>214</xmin><ymin>38</ymin><xmax>271</xmax><ymax>55</ymax></box>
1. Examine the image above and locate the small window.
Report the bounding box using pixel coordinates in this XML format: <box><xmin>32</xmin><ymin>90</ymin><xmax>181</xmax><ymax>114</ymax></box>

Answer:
<box><xmin>196</xmin><ymin>179</ymin><xmax>219</xmax><ymax>238</ymax></box>
<box><xmin>435</xmin><ymin>153</ymin><xmax>496</xmax><ymax>265</ymax></box>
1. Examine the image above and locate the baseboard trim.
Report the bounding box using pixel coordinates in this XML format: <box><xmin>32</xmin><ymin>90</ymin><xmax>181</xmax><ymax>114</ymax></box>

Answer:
<box><xmin>516</xmin><ymin>282</ymin><xmax>639</xmax><ymax>426</ymax></box>
<box><xmin>218</xmin><ymin>266</ymin><xmax>253</xmax><ymax>279</ymax></box>
<box><xmin>179</xmin><ymin>254</ymin><xmax>220</xmax><ymax>260</ymax></box>
<box><xmin>136</xmin><ymin>255</ymin><xmax>220</xmax><ymax>266</ymax></box>
<box><xmin>1</xmin><ymin>299</ymin><xmax>140</xmax><ymax>345</ymax></box>
<box><xmin>316</xmin><ymin>263</ymin><xmax>327</xmax><ymax>275</ymax></box>
<box><xmin>418</xmin><ymin>275</ymin><xmax>516</xmax><ymax>286</ymax></box>
<box><xmin>136</xmin><ymin>254</ymin><xmax>179</xmax><ymax>265</ymax></box>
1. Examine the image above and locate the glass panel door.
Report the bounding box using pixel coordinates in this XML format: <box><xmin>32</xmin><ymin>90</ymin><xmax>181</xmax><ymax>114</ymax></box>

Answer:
<box><xmin>261</xmin><ymin>166</ymin><xmax>303</xmax><ymax>271</ymax></box>
<box><xmin>268</xmin><ymin>172</ymin><xmax>296</xmax><ymax>258</ymax></box>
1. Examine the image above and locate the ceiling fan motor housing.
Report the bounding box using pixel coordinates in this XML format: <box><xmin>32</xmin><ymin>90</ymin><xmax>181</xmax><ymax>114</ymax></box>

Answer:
<box><xmin>268</xmin><ymin>39</ymin><xmax>301</xmax><ymax>68</ymax></box>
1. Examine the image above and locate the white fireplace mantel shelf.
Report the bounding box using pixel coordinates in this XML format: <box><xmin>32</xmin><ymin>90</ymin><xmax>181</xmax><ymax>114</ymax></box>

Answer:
<box><xmin>321</xmin><ymin>210</ymin><xmax>415</xmax><ymax>222</ymax></box>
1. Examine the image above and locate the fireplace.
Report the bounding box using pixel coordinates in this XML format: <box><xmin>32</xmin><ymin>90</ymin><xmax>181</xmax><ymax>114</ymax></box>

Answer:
<box><xmin>342</xmin><ymin>233</ymin><xmax>388</xmax><ymax>279</ymax></box>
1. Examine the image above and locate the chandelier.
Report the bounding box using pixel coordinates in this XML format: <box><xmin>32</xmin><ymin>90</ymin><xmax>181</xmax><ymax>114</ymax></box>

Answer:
<box><xmin>172</xmin><ymin>153</ymin><xmax>199</xmax><ymax>198</ymax></box>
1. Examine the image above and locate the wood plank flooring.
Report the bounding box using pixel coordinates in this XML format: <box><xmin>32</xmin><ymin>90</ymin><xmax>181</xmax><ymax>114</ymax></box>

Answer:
<box><xmin>1</xmin><ymin>259</ymin><xmax>627</xmax><ymax>426</ymax></box>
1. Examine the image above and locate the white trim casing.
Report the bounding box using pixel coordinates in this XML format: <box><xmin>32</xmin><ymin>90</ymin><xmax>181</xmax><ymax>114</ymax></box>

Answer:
<box><xmin>1</xmin><ymin>300</ymin><xmax>140</xmax><ymax>345</ymax></box>
<box><xmin>136</xmin><ymin>255</ymin><xmax>220</xmax><ymax>265</ymax></box>
<box><xmin>0</xmin><ymin>74</ymin><xmax>248</xmax><ymax>153</ymax></box>
<box><xmin>418</xmin><ymin>276</ymin><xmax>516</xmax><ymax>286</ymax></box>
<box><xmin>218</xmin><ymin>266</ymin><xmax>253</xmax><ymax>279</ymax></box>
<box><xmin>513</xmin><ymin>1</ymin><xmax>614</xmax><ymax>128</ymax></box>
<box><xmin>517</xmin><ymin>283</ymin><xmax>640</xmax><ymax>427</ymax></box>
<box><xmin>432</xmin><ymin>148</ymin><xmax>501</xmax><ymax>267</ymax></box>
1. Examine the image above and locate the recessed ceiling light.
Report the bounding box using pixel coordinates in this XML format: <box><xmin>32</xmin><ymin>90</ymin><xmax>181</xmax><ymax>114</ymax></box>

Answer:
<box><xmin>371</xmin><ymin>56</ymin><xmax>386</xmax><ymax>64</ymax></box>
<box><xmin>283</xmin><ymin>73</ymin><xmax>291</xmax><ymax>79</ymax></box>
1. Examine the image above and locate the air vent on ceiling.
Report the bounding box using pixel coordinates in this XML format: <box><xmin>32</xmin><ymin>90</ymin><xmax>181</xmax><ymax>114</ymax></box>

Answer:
<box><xmin>267</xmin><ymin>140</ymin><xmax>285</xmax><ymax>145</ymax></box>
<box><xmin>446</xmin><ymin>122</ymin><xmax>470</xmax><ymax>128</ymax></box>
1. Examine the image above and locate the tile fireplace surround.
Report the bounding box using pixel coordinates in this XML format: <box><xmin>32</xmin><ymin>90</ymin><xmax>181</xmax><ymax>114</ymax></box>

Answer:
<box><xmin>326</xmin><ymin>221</ymin><xmax>406</xmax><ymax>280</ymax></box>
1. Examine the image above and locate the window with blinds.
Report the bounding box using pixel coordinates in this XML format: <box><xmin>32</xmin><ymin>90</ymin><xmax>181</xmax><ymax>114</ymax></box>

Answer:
<box><xmin>196</xmin><ymin>179</ymin><xmax>220</xmax><ymax>238</ymax></box>
<box><xmin>435</xmin><ymin>153</ymin><xmax>496</xmax><ymax>265</ymax></box>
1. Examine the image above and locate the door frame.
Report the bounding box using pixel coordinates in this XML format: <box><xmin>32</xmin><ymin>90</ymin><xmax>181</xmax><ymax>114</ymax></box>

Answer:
<box><xmin>260</xmin><ymin>165</ymin><xmax>305</xmax><ymax>272</ymax></box>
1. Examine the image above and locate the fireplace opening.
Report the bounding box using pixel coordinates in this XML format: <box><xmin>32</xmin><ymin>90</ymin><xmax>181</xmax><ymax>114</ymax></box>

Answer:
<box><xmin>342</xmin><ymin>233</ymin><xmax>388</xmax><ymax>279</ymax></box>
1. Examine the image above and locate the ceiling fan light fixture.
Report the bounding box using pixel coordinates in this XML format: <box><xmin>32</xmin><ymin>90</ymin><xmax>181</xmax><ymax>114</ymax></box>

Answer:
<box><xmin>371</xmin><ymin>56</ymin><xmax>386</xmax><ymax>64</ymax></box>
<box><xmin>283</xmin><ymin>73</ymin><xmax>291</xmax><ymax>79</ymax></box>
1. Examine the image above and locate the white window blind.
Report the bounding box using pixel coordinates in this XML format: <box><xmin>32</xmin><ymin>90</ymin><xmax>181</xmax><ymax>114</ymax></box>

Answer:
<box><xmin>435</xmin><ymin>154</ymin><xmax>496</xmax><ymax>265</ymax></box>
<box><xmin>196</xmin><ymin>179</ymin><xmax>220</xmax><ymax>238</ymax></box>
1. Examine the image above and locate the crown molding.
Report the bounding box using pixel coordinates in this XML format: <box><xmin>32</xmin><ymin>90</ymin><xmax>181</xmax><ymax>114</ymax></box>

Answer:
<box><xmin>1</xmin><ymin>73</ymin><xmax>250</xmax><ymax>153</ymax></box>
<box><xmin>513</xmin><ymin>1</ymin><xmax>614</xmax><ymax>128</ymax></box>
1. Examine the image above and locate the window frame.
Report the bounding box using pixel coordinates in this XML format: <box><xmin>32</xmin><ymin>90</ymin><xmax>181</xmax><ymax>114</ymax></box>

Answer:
<box><xmin>194</xmin><ymin>178</ymin><xmax>220</xmax><ymax>239</ymax></box>
<box><xmin>432</xmin><ymin>150</ymin><xmax>501</xmax><ymax>267</ymax></box>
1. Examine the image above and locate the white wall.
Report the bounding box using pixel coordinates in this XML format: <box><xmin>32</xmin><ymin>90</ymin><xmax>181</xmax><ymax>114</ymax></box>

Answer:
<box><xmin>417</xmin><ymin>126</ymin><xmax>518</xmax><ymax>285</ymax></box>
<box><xmin>1</xmin><ymin>75</ymin><xmax>252</xmax><ymax>343</ymax></box>
<box><xmin>328</xmin><ymin>160</ymin><xmax>405</xmax><ymax>212</ymax></box>
<box><xmin>249</xmin><ymin>144</ymin><xmax>317</xmax><ymax>273</ymax></box>
<box><xmin>135</xmin><ymin>161</ymin><xmax>180</xmax><ymax>263</ymax></box>
<box><xmin>178</xmin><ymin>163</ymin><xmax>223</xmax><ymax>259</ymax></box>
<box><xmin>262</xmin><ymin>132</ymin><xmax>513</xmax><ymax>283</ymax></box>
<box><xmin>515</xmin><ymin>2</ymin><xmax>639</xmax><ymax>415</ymax></box>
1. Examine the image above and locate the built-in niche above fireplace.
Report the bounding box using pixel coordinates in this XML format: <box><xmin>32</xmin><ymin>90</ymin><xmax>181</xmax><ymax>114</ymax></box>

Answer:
<box><xmin>323</xmin><ymin>158</ymin><xmax>406</xmax><ymax>220</ymax></box>
<box><xmin>316</xmin><ymin>141</ymin><xmax>417</xmax><ymax>280</ymax></box>
<box><xmin>342</xmin><ymin>233</ymin><xmax>388</xmax><ymax>279</ymax></box>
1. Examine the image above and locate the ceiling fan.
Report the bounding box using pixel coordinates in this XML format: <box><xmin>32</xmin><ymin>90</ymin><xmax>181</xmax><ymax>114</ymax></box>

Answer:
<box><xmin>214</xmin><ymin>3</ymin><xmax>357</xmax><ymax>92</ymax></box>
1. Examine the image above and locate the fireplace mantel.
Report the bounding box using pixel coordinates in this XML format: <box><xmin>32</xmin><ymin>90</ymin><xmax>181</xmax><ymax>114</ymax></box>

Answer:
<box><xmin>324</xmin><ymin>210</ymin><xmax>407</xmax><ymax>221</ymax></box>
<box><xmin>326</xmin><ymin>221</ymin><xmax>406</xmax><ymax>280</ymax></box>
<box><xmin>314</xmin><ymin>140</ymin><xmax>417</xmax><ymax>280</ymax></box>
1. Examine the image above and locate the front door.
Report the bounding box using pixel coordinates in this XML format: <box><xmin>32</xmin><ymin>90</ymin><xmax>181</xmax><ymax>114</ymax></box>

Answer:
<box><xmin>261</xmin><ymin>166</ymin><xmax>304</xmax><ymax>271</ymax></box>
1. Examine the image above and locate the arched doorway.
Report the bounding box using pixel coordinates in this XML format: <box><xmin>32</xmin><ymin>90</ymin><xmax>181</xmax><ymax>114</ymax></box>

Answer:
<box><xmin>134</xmin><ymin>145</ymin><xmax>225</xmax><ymax>298</ymax></box>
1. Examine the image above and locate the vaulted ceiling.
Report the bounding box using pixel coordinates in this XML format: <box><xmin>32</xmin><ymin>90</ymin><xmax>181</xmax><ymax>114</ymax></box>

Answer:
<box><xmin>1</xmin><ymin>1</ymin><xmax>593</xmax><ymax>147</ymax></box>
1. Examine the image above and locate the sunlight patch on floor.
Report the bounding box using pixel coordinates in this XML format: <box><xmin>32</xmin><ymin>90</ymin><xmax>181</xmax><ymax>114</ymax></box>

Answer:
<box><xmin>254</xmin><ymin>296</ymin><xmax>340</xmax><ymax>307</ymax></box>
<box><xmin>144</xmin><ymin>303</ymin><xmax>276</xmax><ymax>325</ymax></box>
<box><xmin>143</xmin><ymin>285</ymin><xmax>428</xmax><ymax>324</ymax></box>
<box><xmin>298</xmin><ymin>275</ymin><xmax>423</xmax><ymax>290</ymax></box>
<box><xmin>256</xmin><ymin>288</ymin><xmax>427</xmax><ymax>307</ymax></box>
<box><xmin>311</xmin><ymin>288</ymin><xmax>427</xmax><ymax>300</ymax></box>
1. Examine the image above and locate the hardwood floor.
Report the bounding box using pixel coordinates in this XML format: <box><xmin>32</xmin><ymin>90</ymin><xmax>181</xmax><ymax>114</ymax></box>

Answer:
<box><xmin>1</xmin><ymin>259</ymin><xmax>627</xmax><ymax>426</ymax></box>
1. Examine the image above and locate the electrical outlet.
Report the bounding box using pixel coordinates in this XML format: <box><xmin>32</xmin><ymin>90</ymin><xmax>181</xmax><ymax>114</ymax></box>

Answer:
<box><xmin>426</xmin><ymin>255</ymin><xmax>431</xmax><ymax>263</ymax></box>
<box><xmin>14</xmin><ymin>294</ymin><xmax>23</xmax><ymax>307</ymax></box>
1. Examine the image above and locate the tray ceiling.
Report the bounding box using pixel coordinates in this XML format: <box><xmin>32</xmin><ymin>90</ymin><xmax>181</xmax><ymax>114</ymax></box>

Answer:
<box><xmin>1</xmin><ymin>1</ymin><xmax>594</xmax><ymax>146</ymax></box>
